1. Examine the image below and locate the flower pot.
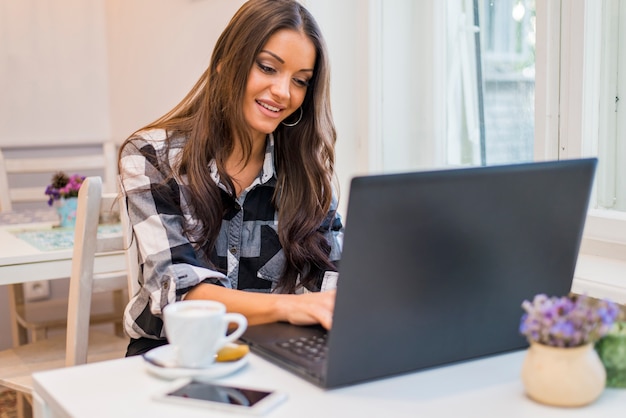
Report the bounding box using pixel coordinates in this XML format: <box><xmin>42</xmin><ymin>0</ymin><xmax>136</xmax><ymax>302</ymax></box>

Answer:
<box><xmin>521</xmin><ymin>342</ymin><xmax>606</xmax><ymax>407</ymax></box>
<box><xmin>56</xmin><ymin>197</ymin><xmax>78</xmax><ymax>228</ymax></box>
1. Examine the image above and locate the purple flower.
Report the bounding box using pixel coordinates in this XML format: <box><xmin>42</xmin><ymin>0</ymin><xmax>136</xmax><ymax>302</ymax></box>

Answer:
<box><xmin>44</xmin><ymin>172</ymin><xmax>85</xmax><ymax>206</ymax></box>
<box><xmin>519</xmin><ymin>293</ymin><xmax>619</xmax><ymax>347</ymax></box>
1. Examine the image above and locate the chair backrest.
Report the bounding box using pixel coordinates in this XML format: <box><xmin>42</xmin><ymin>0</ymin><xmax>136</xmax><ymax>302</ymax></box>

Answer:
<box><xmin>65</xmin><ymin>176</ymin><xmax>128</xmax><ymax>366</ymax></box>
<box><xmin>0</xmin><ymin>142</ymin><xmax>118</xmax><ymax>212</ymax></box>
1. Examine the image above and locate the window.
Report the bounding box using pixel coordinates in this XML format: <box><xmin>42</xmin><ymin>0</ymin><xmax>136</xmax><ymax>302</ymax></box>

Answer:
<box><xmin>373</xmin><ymin>0</ymin><xmax>625</xmax><ymax>252</ymax></box>
<box><xmin>309</xmin><ymin>0</ymin><xmax>625</xmax><ymax>256</ymax></box>
<box><xmin>445</xmin><ymin>0</ymin><xmax>536</xmax><ymax>166</ymax></box>
<box><xmin>374</xmin><ymin>0</ymin><xmax>536</xmax><ymax>171</ymax></box>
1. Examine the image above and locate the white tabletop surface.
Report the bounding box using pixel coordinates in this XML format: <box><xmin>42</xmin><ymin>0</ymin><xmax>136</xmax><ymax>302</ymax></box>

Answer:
<box><xmin>32</xmin><ymin>349</ymin><xmax>626</xmax><ymax>418</ymax></box>
<box><xmin>0</xmin><ymin>222</ymin><xmax>125</xmax><ymax>286</ymax></box>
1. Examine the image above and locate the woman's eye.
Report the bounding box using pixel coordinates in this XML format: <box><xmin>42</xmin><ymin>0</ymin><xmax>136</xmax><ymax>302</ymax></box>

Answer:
<box><xmin>256</xmin><ymin>61</ymin><xmax>275</xmax><ymax>74</ymax></box>
<box><xmin>293</xmin><ymin>78</ymin><xmax>310</xmax><ymax>88</ymax></box>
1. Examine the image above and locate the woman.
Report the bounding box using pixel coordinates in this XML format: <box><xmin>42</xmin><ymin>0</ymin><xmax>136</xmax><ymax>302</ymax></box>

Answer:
<box><xmin>119</xmin><ymin>0</ymin><xmax>343</xmax><ymax>356</ymax></box>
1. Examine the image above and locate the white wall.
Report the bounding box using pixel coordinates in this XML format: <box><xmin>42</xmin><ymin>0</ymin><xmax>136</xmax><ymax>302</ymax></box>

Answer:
<box><xmin>306</xmin><ymin>0</ymin><xmax>370</xmax><ymax>216</ymax></box>
<box><xmin>0</xmin><ymin>0</ymin><xmax>111</xmax><ymax>146</ymax></box>
<box><xmin>105</xmin><ymin>0</ymin><xmax>246</xmax><ymax>143</ymax></box>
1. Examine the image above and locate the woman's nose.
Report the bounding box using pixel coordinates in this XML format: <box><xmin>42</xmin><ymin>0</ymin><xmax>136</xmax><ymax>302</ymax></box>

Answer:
<box><xmin>270</xmin><ymin>76</ymin><xmax>290</xmax><ymax>100</ymax></box>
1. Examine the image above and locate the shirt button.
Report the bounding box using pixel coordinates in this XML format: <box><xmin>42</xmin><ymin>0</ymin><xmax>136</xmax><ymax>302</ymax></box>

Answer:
<box><xmin>162</xmin><ymin>281</ymin><xmax>169</xmax><ymax>290</ymax></box>
<box><xmin>230</xmin><ymin>247</ymin><xmax>237</xmax><ymax>255</ymax></box>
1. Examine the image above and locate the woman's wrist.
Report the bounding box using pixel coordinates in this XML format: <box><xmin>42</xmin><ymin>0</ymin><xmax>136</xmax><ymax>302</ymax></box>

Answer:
<box><xmin>269</xmin><ymin>293</ymin><xmax>293</xmax><ymax>323</ymax></box>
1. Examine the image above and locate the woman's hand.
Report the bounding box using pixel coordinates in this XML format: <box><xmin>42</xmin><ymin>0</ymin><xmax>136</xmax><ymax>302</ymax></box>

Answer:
<box><xmin>279</xmin><ymin>289</ymin><xmax>336</xmax><ymax>330</ymax></box>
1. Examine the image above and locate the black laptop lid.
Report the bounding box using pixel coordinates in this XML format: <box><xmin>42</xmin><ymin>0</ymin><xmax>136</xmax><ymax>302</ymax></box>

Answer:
<box><xmin>323</xmin><ymin>158</ymin><xmax>597</xmax><ymax>387</ymax></box>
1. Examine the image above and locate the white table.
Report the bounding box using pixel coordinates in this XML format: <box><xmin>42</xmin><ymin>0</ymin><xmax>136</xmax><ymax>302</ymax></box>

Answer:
<box><xmin>31</xmin><ymin>350</ymin><xmax>626</xmax><ymax>418</ymax></box>
<box><xmin>0</xmin><ymin>219</ymin><xmax>125</xmax><ymax>345</ymax></box>
<box><xmin>16</xmin><ymin>210</ymin><xmax>626</xmax><ymax>417</ymax></box>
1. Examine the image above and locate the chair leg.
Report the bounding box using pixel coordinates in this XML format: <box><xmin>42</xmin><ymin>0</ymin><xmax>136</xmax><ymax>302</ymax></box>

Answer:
<box><xmin>112</xmin><ymin>289</ymin><xmax>125</xmax><ymax>337</ymax></box>
<box><xmin>16</xmin><ymin>392</ymin><xmax>33</xmax><ymax>418</ymax></box>
<box><xmin>8</xmin><ymin>284</ymin><xmax>29</xmax><ymax>347</ymax></box>
<box><xmin>31</xmin><ymin>327</ymin><xmax>48</xmax><ymax>343</ymax></box>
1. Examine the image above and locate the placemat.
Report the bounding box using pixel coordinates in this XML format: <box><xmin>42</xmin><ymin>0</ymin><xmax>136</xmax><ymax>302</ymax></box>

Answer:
<box><xmin>13</xmin><ymin>224</ymin><xmax>122</xmax><ymax>252</ymax></box>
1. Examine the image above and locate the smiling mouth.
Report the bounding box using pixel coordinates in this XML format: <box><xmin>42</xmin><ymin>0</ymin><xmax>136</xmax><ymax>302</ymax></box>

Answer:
<box><xmin>256</xmin><ymin>100</ymin><xmax>281</xmax><ymax>113</ymax></box>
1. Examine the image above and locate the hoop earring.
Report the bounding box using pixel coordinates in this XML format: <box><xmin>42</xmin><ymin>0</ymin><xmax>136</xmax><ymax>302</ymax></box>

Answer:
<box><xmin>281</xmin><ymin>107</ymin><xmax>303</xmax><ymax>127</ymax></box>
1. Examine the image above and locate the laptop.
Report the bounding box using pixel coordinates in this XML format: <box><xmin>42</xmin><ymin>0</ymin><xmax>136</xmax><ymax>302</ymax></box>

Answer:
<box><xmin>240</xmin><ymin>158</ymin><xmax>597</xmax><ymax>389</ymax></box>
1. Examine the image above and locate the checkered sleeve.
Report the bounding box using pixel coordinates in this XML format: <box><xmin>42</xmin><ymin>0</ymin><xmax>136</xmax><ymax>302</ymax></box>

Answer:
<box><xmin>120</xmin><ymin>131</ymin><xmax>229</xmax><ymax>340</ymax></box>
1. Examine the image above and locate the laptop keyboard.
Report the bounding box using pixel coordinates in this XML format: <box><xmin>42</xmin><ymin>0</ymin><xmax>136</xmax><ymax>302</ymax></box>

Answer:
<box><xmin>276</xmin><ymin>334</ymin><xmax>328</xmax><ymax>362</ymax></box>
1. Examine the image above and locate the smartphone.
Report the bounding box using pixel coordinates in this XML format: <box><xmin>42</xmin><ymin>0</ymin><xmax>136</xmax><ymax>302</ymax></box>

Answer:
<box><xmin>153</xmin><ymin>378</ymin><xmax>287</xmax><ymax>415</ymax></box>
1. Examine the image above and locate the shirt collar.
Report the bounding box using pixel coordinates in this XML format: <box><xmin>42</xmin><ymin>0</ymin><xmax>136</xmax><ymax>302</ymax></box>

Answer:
<box><xmin>209</xmin><ymin>133</ymin><xmax>276</xmax><ymax>192</ymax></box>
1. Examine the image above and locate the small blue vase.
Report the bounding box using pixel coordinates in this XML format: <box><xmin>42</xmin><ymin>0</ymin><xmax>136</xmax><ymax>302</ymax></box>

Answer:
<box><xmin>56</xmin><ymin>197</ymin><xmax>78</xmax><ymax>228</ymax></box>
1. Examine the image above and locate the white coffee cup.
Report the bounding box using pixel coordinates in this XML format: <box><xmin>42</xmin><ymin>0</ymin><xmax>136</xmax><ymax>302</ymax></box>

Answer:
<box><xmin>163</xmin><ymin>300</ymin><xmax>247</xmax><ymax>368</ymax></box>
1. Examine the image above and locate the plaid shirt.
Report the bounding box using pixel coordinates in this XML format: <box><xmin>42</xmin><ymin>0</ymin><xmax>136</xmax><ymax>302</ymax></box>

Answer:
<box><xmin>120</xmin><ymin>129</ymin><xmax>343</xmax><ymax>340</ymax></box>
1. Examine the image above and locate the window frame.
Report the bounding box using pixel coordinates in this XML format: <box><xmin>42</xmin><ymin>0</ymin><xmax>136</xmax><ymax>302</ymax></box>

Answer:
<box><xmin>536</xmin><ymin>0</ymin><xmax>626</xmax><ymax>255</ymax></box>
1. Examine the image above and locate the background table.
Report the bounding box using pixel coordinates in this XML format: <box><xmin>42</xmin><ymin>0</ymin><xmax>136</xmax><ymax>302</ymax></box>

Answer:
<box><xmin>32</xmin><ymin>350</ymin><xmax>626</xmax><ymax>418</ymax></box>
<box><xmin>0</xmin><ymin>219</ymin><xmax>125</xmax><ymax>346</ymax></box>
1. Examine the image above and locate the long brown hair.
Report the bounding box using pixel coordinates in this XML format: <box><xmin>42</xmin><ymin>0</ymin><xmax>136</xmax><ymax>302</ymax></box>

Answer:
<box><xmin>120</xmin><ymin>0</ymin><xmax>337</xmax><ymax>293</ymax></box>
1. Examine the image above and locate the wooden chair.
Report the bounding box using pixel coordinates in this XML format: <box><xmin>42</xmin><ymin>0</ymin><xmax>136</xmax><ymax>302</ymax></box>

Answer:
<box><xmin>0</xmin><ymin>176</ymin><xmax>129</xmax><ymax>417</ymax></box>
<box><xmin>0</xmin><ymin>142</ymin><xmax>124</xmax><ymax>347</ymax></box>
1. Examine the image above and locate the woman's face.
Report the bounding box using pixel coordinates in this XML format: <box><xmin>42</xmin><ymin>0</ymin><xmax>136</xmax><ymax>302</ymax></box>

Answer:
<box><xmin>243</xmin><ymin>29</ymin><xmax>316</xmax><ymax>141</ymax></box>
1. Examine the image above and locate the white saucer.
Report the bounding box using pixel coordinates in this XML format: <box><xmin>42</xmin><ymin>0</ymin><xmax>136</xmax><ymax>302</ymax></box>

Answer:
<box><xmin>143</xmin><ymin>344</ymin><xmax>248</xmax><ymax>380</ymax></box>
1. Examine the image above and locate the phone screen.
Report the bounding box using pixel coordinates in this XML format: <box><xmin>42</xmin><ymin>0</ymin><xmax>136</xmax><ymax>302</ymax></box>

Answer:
<box><xmin>166</xmin><ymin>381</ymin><xmax>273</xmax><ymax>407</ymax></box>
